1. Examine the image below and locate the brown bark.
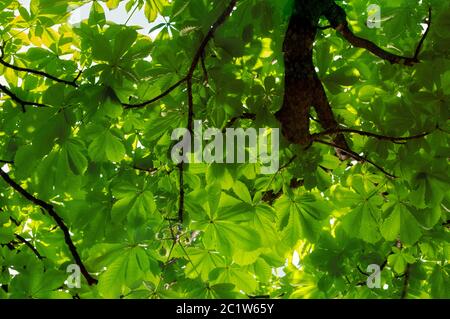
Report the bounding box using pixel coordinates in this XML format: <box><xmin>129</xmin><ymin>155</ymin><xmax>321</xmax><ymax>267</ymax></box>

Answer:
<box><xmin>276</xmin><ymin>1</ymin><xmax>431</xmax><ymax>162</ymax></box>
<box><xmin>276</xmin><ymin>1</ymin><xmax>349</xmax><ymax>159</ymax></box>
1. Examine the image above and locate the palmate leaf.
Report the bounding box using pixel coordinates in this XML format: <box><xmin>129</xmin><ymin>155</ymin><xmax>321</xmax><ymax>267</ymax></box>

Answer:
<box><xmin>275</xmin><ymin>193</ymin><xmax>331</xmax><ymax>245</ymax></box>
<box><xmin>202</xmin><ymin>214</ymin><xmax>262</xmax><ymax>256</ymax></box>
<box><xmin>409</xmin><ymin>171</ymin><xmax>448</xmax><ymax>208</ymax></box>
<box><xmin>188</xmin><ymin>282</ymin><xmax>238</xmax><ymax>299</ymax></box>
<box><xmin>341</xmin><ymin>202</ymin><xmax>382</xmax><ymax>244</ymax></box>
<box><xmin>8</xmin><ymin>263</ymin><xmax>70</xmax><ymax>299</ymax></box>
<box><xmin>209</xmin><ymin>265</ymin><xmax>258</xmax><ymax>293</ymax></box>
<box><xmin>387</xmin><ymin>247</ymin><xmax>416</xmax><ymax>274</ymax></box>
<box><xmin>14</xmin><ymin>109</ymin><xmax>71</xmax><ymax>177</ymax></box>
<box><xmin>183</xmin><ymin>248</ymin><xmax>225</xmax><ymax>281</ymax></box>
<box><xmin>96</xmin><ymin>245</ymin><xmax>160</xmax><ymax>298</ymax></box>
<box><xmin>88</xmin><ymin>130</ymin><xmax>126</xmax><ymax>163</ymax></box>
<box><xmin>111</xmin><ymin>181</ymin><xmax>158</xmax><ymax>226</ymax></box>
<box><xmin>381</xmin><ymin>203</ymin><xmax>422</xmax><ymax>246</ymax></box>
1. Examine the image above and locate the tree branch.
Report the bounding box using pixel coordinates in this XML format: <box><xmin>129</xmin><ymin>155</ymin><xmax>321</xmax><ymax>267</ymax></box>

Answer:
<box><xmin>177</xmin><ymin>162</ymin><xmax>185</xmax><ymax>224</ymax></box>
<box><xmin>222</xmin><ymin>112</ymin><xmax>256</xmax><ymax>132</ymax></box>
<box><xmin>400</xmin><ymin>264</ymin><xmax>411</xmax><ymax>299</ymax></box>
<box><xmin>187</xmin><ymin>0</ymin><xmax>237</xmax><ymax>78</ymax></box>
<box><xmin>132</xmin><ymin>165</ymin><xmax>159</xmax><ymax>175</ymax></box>
<box><xmin>175</xmin><ymin>0</ymin><xmax>237</xmax><ymax>224</ymax></box>
<box><xmin>313</xmin><ymin>139</ymin><xmax>397</xmax><ymax>178</ymax></box>
<box><xmin>335</xmin><ymin>7</ymin><xmax>432</xmax><ymax>66</ymax></box>
<box><xmin>0</xmin><ymin>242</ymin><xmax>15</xmax><ymax>250</ymax></box>
<box><xmin>0</xmin><ymin>168</ymin><xmax>97</xmax><ymax>285</ymax></box>
<box><xmin>317</xmin><ymin>25</ymin><xmax>333</xmax><ymax>30</ymax></box>
<box><xmin>0</xmin><ymin>44</ymin><xmax>80</xmax><ymax>87</ymax></box>
<box><xmin>123</xmin><ymin>77</ymin><xmax>188</xmax><ymax>109</ymax></box>
<box><xmin>357</xmin><ymin>265</ymin><xmax>370</xmax><ymax>276</ymax></box>
<box><xmin>261</xmin><ymin>178</ymin><xmax>303</xmax><ymax>205</ymax></box>
<box><xmin>123</xmin><ymin>0</ymin><xmax>237</xmax><ymax>110</ymax></box>
<box><xmin>0</xmin><ymin>84</ymin><xmax>50</xmax><ymax>110</ymax></box>
<box><xmin>14</xmin><ymin>234</ymin><xmax>44</xmax><ymax>260</ymax></box>
<box><xmin>312</xmin><ymin>128</ymin><xmax>431</xmax><ymax>143</ymax></box>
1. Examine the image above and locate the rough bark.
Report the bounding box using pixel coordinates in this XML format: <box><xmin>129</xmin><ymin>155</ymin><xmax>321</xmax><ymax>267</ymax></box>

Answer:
<box><xmin>276</xmin><ymin>0</ymin><xmax>350</xmax><ymax>159</ymax></box>
<box><xmin>276</xmin><ymin>0</ymin><xmax>431</xmax><ymax>161</ymax></box>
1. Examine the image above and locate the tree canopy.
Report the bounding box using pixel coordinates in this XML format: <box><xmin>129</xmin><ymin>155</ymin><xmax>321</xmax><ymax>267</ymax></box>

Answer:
<box><xmin>0</xmin><ymin>0</ymin><xmax>449</xmax><ymax>299</ymax></box>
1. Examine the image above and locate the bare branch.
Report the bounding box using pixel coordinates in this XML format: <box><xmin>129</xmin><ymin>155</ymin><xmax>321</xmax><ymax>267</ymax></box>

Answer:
<box><xmin>0</xmin><ymin>168</ymin><xmax>97</xmax><ymax>285</ymax></box>
<box><xmin>133</xmin><ymin>165</ymin><xmax>159</xmax><ymax>175</ymax></box>
<box><xmin>313</xmin><ymin>139</ymin><xmax>397</xmax><ymax>179</ymax></box>
<box><xmin>15</xmin><ymin>234</ymin><xmax>45</xmax><ymax>260</ymax></box>
<box><xmin>123</xmin><ymin>77</ymin><xmax>188</xmax><ymax>109</ymax></box>
<box><xmin>175</xmin><ymin>0</ymin><xmax>238</xmax><ymax>224</ymax></box>
<box><xmin>187</xmin><ymin>0</ymin><xmax>237</xmax><ymax>78</ymax></box>
<box><xmin>317</xmin><ymin>25</ymin><xmax>333</xmax><ymax>30</ymax></box>
<box><xmin>413</xmin><ymin>8</ymin><xmax>433</xmax><ymax>61</ymax></box>
<box><xmin>222</xmin><ymin>112</ymin><xmax>256</xmax><ymax>132</ymax></box>
<box><xmin>335</xmin><ymin>7</ymin><xmax>432</xmax><ymax>66</ymax></box>
<box><xmin>0</xmin><ymin>44</ymin><xmax>81</xmax><ymax>87</ymax></box>
<box><xmin>0</xmin><ymin>84</ymin><xmax>50</xmax><ymax>109</ymax></box>
<box><xmin>124</xmin><ymin>0</ymin><xmax>237</xmax><ymax>110</ymax></box>
<box><xmin>312</xmin><ymin>128</ymin><xmax>431</xmax><ymax>143</ymax></box>
<box><xmin>357</xmin><ymin>265</ymin><xmax>370</xmax><ymax>276</ymax></box>
<box><xmin>401</xmin><ymin>264</ymin><xmax>411</xmax><ymax>299</ymax></box>
<box><xmin>177</xmin><ymin>163</ymin><xmax>185</xmax><ymax>224</ymax></box>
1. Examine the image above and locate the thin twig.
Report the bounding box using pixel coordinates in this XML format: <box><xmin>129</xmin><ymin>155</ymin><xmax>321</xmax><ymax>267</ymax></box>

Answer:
<box><xmin>313</xmin><ymin>139</ymin><xmax>397</xmax><ymax>178</ymax></box>
<box><xmin>123</xmin><ymin>0</ymin><xmax>237</xmax><ymax>110</ymax></box>
<box><xmin>174</xmin><ymin>0</ymin><xmax>237</xmax><ymax>224</ymax></box>
<box><xmin>177</xmin><ymin>162</ymin><xmax>185</xmax><ymax>224</ymax></box>
<box><xmin>413</xmin><ymin>7</ymin><xmax>432</xmax><ymax>61</ymax></box>
<box><xmin>312</xmin><ymin>128</ymin><xmax>431</xmax><ymax>142</ymax></box>
<box><xmin>123</xmin><ymin>77</ymin><xmax>188</xmax><ymax>109</ymax></box>
<box><xmin>132</xmin><ymin>165</ymin><xmax>159</xmax><ymax>175</ymax></box>
<box><xmin>357</xmin><ymin>265</ymin><xmax>370</xmax><ymax>276</ymax></box>
<box><xmin>222</xmin><ymin>112</ymin><xmax>256</xmax><ymax>132</ymax></box>
<box><xmin>317</xmin><ymin>25</ymin><xmax>332</xmax><ymax>30</ymax></box>
<box><xmin>400</xmin><ymin>264</ymin><xmax>411</xmax><ymax>299</ymax></box>
<box><xmin>14</xmin><ymin>234</ymin><xmax>44</xmax><ymax>260</ymax></box>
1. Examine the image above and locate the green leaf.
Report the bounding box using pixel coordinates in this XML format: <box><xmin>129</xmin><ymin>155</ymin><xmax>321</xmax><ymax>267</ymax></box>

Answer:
<box><xmin>98</xmin><ymin>253</ymin><xmax>128</xmax><ymax>298</ymax></box>
<box><xmin>91</xmin><ymin>34</ymin><xmax>113</xmax><ymax>62</ymax></box>
<box><xmin>207</xmin><ymin>164</ymin><xmax>234</xmax><ymax>190</ymax></box>
<box><xmin>64</xmin><ymin>139</ymin><xmax>88</xmax><ymax>175</ymax></box>
<box><xmin>342</xmin><ymin>203</ymin><xmax>381</xmax><ymax>243</ymax></box>
<box><xmin>144</xmin><ymin>0</ymin><xmax>167</xmax><ymax>22</ymax></box>
<box><xmin>88</xmin><ymin>130</ymin><xmax>126</xmax><ymax>162</ymax></box>
<box><xmin>89</xmin><ymin>1</ymin><xmax>106</xmax><ymax>26</ymax></box>
<box><xmin>232</xmin><ymin>180</ymin><xmax>252</xmax><ymax>204</ymax></box>
<box><xmin>113</xmin><ymin>28</ymin><xmax>138</xmax><ymax>61</ymax></box>
<box><xmin>112</xmin><ymin>187</ymin><xmax>156</xmax><ymax>225</ymax></box>
<box><xmin>381</xmin><ymin>204</ymin><xmax>422</xmax><ymax>245</ymax></box>
<box><xmin>430</xmin><ymin>265</ymin><xmax>450</xmax><ymax>298</ymax></box>
<box><xmin>441</xmin><ymin>71</ymin><xmax>450</xmax><ymax>95</ymax></box>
